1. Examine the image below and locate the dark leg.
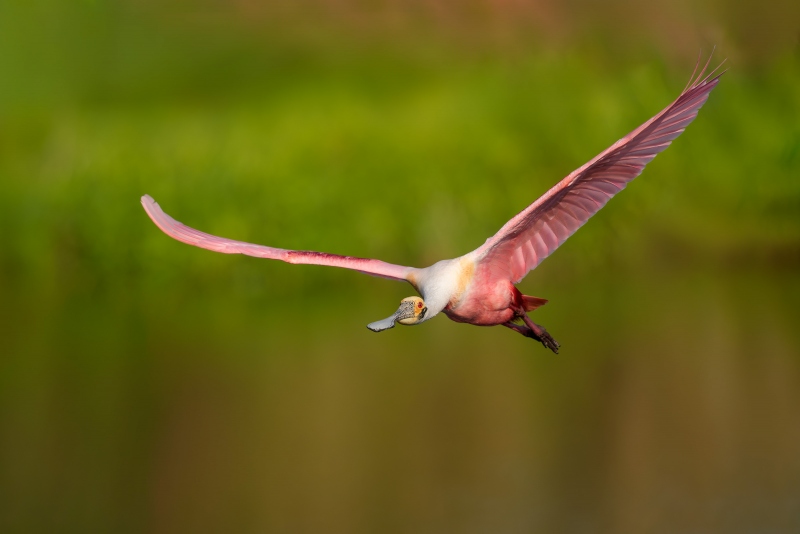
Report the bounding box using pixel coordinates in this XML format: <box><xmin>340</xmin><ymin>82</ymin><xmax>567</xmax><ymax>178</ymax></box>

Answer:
<box><xmin>501</xmin><ymin>319</ymin><xmax>560</xmax><ymax>354</ymax></box>
<box><xmin>502</xmin><ymin>321</ymin><xmax>533</xmax><ymax>337</ymax></box>
<box><xmin>520</xmin><ymin>314</ymin><xmax>560</xmax><ymax>354</ymax></box>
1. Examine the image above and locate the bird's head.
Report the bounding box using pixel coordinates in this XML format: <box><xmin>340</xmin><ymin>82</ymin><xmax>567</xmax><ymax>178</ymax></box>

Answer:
<box><xmin>366</xmin><ymin>296</ymin><xmax>427</xmax><ymax>332</ymax></box>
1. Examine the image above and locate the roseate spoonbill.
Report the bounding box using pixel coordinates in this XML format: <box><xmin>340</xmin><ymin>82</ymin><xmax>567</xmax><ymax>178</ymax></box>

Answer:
<box><xmin>142</xmin><ymin>57</ymin><xmax>723</xmax><ymax>352</ymax></box>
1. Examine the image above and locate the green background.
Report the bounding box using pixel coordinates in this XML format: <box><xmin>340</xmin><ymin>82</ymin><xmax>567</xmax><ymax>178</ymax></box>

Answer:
<box><xmin>1</xmin><ymin>1</ymin><xmax>799</xmax><ymax>532</ymax></box>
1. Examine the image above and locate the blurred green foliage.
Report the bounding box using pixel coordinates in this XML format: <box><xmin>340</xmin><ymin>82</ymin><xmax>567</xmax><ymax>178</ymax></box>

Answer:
<box><xmin>1</xmin><ymin>1</ymin><xmax>798</xmax><ymax>303</ymax></box>
<box><xmin>1</xmin><ymin>1</ymin><xmax>799</xmax><ymax>533</ymax></box>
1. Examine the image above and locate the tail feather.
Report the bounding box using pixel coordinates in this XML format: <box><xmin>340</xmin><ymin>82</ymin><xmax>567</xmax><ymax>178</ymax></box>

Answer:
<box><xmin>522</xmin><ymin>295</ymin><xmax>548</xmax><ymax>311</ymax></box>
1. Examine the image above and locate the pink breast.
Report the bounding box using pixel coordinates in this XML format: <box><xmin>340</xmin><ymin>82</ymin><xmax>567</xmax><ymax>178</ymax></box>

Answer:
<box><xmin>444</xmin><ymin>276</ymin><xmax>516</xmax><ymax>326</ymax></box>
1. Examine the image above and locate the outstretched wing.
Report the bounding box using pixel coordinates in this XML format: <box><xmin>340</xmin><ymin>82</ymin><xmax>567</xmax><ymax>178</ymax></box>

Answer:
<box><xmin>141</xmin><ymin>195</ymin><xmax>416</xmax><ymax>282</ymax></box>
<box><xmin>473</xmin><ymin>56</ymin><xmax>724</xmax><ymax>284</ymax></box>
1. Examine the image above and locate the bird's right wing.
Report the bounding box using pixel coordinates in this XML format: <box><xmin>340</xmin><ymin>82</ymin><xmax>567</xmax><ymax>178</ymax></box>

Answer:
<box><xmin>473</xmin><ymin>55</ymin><xmax>724</xmax><ymax>284</ymax></box>
<box><xmin>141</xmin><ymin>195</ymin><xmax>416</xmax><ymax>282</ymax></box>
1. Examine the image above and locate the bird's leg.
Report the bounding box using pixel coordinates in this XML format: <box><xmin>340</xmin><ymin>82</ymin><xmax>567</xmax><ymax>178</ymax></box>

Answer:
<box><xmin>502</xmin><ymin>321</ymin><xmax>533</xmax><ymax>337</ymax></box>
<box><xmin>520</xmin><ymin>313</ymin><xmax>560</xmax><ymax>354</ymax></box>
<box><xmin>501</xmin><ymin>318</ymin><xmax>560</xmax><ymax>354</ymax></box>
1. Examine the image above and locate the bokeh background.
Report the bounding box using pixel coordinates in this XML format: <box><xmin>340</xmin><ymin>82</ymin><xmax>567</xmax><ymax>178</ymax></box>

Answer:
<box><xmin>1</xmin><ymin>1</ymin><xmax>799</xmax><ymax>532</ymax></box>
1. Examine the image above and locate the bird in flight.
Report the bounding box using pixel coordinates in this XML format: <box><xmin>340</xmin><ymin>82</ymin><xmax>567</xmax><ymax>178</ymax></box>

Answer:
<box><xmin>142</xmin><ymin>56</ymin><xmax>723</xmax><ymax>353</ymax></box>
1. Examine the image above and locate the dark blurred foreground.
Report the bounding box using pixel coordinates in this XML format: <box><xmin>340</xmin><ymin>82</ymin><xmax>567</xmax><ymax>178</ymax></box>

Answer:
<box><xmin>1</xmin><ymin>1</ymin><xmax>799</xmax><ymax>532</ymax></box>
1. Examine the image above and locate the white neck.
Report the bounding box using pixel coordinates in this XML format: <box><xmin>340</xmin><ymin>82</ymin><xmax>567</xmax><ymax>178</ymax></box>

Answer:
<box><xmin>413</xmin><ymin>257</ymin><xmax>472</xmax><ymax>322</ymax></box>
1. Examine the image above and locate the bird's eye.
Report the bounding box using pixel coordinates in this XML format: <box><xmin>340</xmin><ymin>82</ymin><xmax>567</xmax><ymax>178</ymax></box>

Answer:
<box><xmin>417</xmin><ymin>301</ymin><xmax>423</xmax><ymax>309</ymax></box>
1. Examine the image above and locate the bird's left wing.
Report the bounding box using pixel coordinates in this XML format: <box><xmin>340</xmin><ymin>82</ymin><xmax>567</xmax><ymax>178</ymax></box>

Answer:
<box><xmin>473</xmin><ymin>57</ymin><xmax>724</xmax><ymax>284</ymax></box>
<box><xmin>141</xmin><ymin>195</ymin><xmax>415</xmax><ymax>282</ymax></box>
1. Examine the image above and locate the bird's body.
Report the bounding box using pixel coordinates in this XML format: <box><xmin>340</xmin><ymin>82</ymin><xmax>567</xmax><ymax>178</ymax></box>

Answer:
<box><xmin>410</xmin><ymin>256</ymin><xmax>517</xmax><ymax>326</ymax></box>
<box><xmin>443</xmin><ymin>257</ymin><xmax>509</xmax><ymax>326</ymax></box>
<box><xmin>142</xmin><ymin>56</ymin><xmax>724</xmax><ymax>352</ymax></box>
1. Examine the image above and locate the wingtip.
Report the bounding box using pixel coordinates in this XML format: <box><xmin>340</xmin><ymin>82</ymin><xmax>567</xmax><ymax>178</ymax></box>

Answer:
<box><xmin>141</xmin><ymin>194</ymin><xmax>167</xmax><ymax>228</ymax></box>
<box><xmin>141</xmin><ymin>194</ymin><xmax>162</xmax><ymax>217</ymax></box>
<box><xmin>686</xmin><ymin>49</ymin><xmax>727</xmax><ymax>92</ymax></box>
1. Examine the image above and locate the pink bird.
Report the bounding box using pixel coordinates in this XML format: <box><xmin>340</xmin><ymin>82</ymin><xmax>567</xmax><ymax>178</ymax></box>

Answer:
<box><xmin>142</xmin><ymin>57</ymin><xmax>723</xmax><ymax>352</ymax></box>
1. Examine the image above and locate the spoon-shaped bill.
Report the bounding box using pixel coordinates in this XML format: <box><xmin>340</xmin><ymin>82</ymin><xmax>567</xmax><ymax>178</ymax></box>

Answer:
<box><xmin>366</xmin><ymin>315</ymin><xmax>398</xmax><ymax>332</ymax></box>
<box><xmin>366</xmin><ymin>299</ymin><xmax>419</xmax><ymax>332</ymax></box>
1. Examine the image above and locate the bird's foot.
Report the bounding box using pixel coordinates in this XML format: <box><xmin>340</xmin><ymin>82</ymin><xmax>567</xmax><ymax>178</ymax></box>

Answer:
<box><xmin>502</xmin><ymin>319</ymin><xmax>560</xmax><ymax>353</ymax></box>
<box><xmin>518</xmin><ymin>314</ymin><xmax>560</xmax><ymax>354</ymax></box>
<box><xmin>537</xmin><ymin>330</ymin><xmax>560</xmax><ymax>354</ymax></box>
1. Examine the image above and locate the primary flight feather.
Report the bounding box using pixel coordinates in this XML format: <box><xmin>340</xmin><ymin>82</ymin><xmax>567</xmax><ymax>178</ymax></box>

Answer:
<box><xmin>142</xmin><ymin>56</ymin><xmax>724</xmax><ymax>352</ymax></box>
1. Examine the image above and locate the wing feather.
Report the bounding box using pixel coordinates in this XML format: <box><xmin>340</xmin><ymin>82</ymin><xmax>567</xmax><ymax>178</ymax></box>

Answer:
<box><xmin>141</xmin><ymin>195</ymin><xmax>415</xmax><ymax>282</ymax></box>
<box><xmin>473</xmin><ymin>57</ymin><xmax>724</xmax><ymax>284</ymax></box>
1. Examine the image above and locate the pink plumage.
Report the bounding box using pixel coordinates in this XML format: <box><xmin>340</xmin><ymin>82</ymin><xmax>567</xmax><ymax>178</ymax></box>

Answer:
<box><xmin>474</xmin><ymin>57</ymin><xmax>723</xmax><ymax>284</ymax></box>
<box><xmin>141</xmin><ymin>195</ymin><xmax>415</xmax><ymax>282</ymax></box>
<box><xmin>142</xmin><ymin>55</ymin><xmax>724</xmax><ymax>352</ymax></box>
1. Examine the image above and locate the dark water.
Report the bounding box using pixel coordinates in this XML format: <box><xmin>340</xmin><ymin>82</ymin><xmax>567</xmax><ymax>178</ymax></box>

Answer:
<box><xmin>2</xmin><ymin>267</ymin><xmax>798</xmax><ymax>533</ymax></box>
